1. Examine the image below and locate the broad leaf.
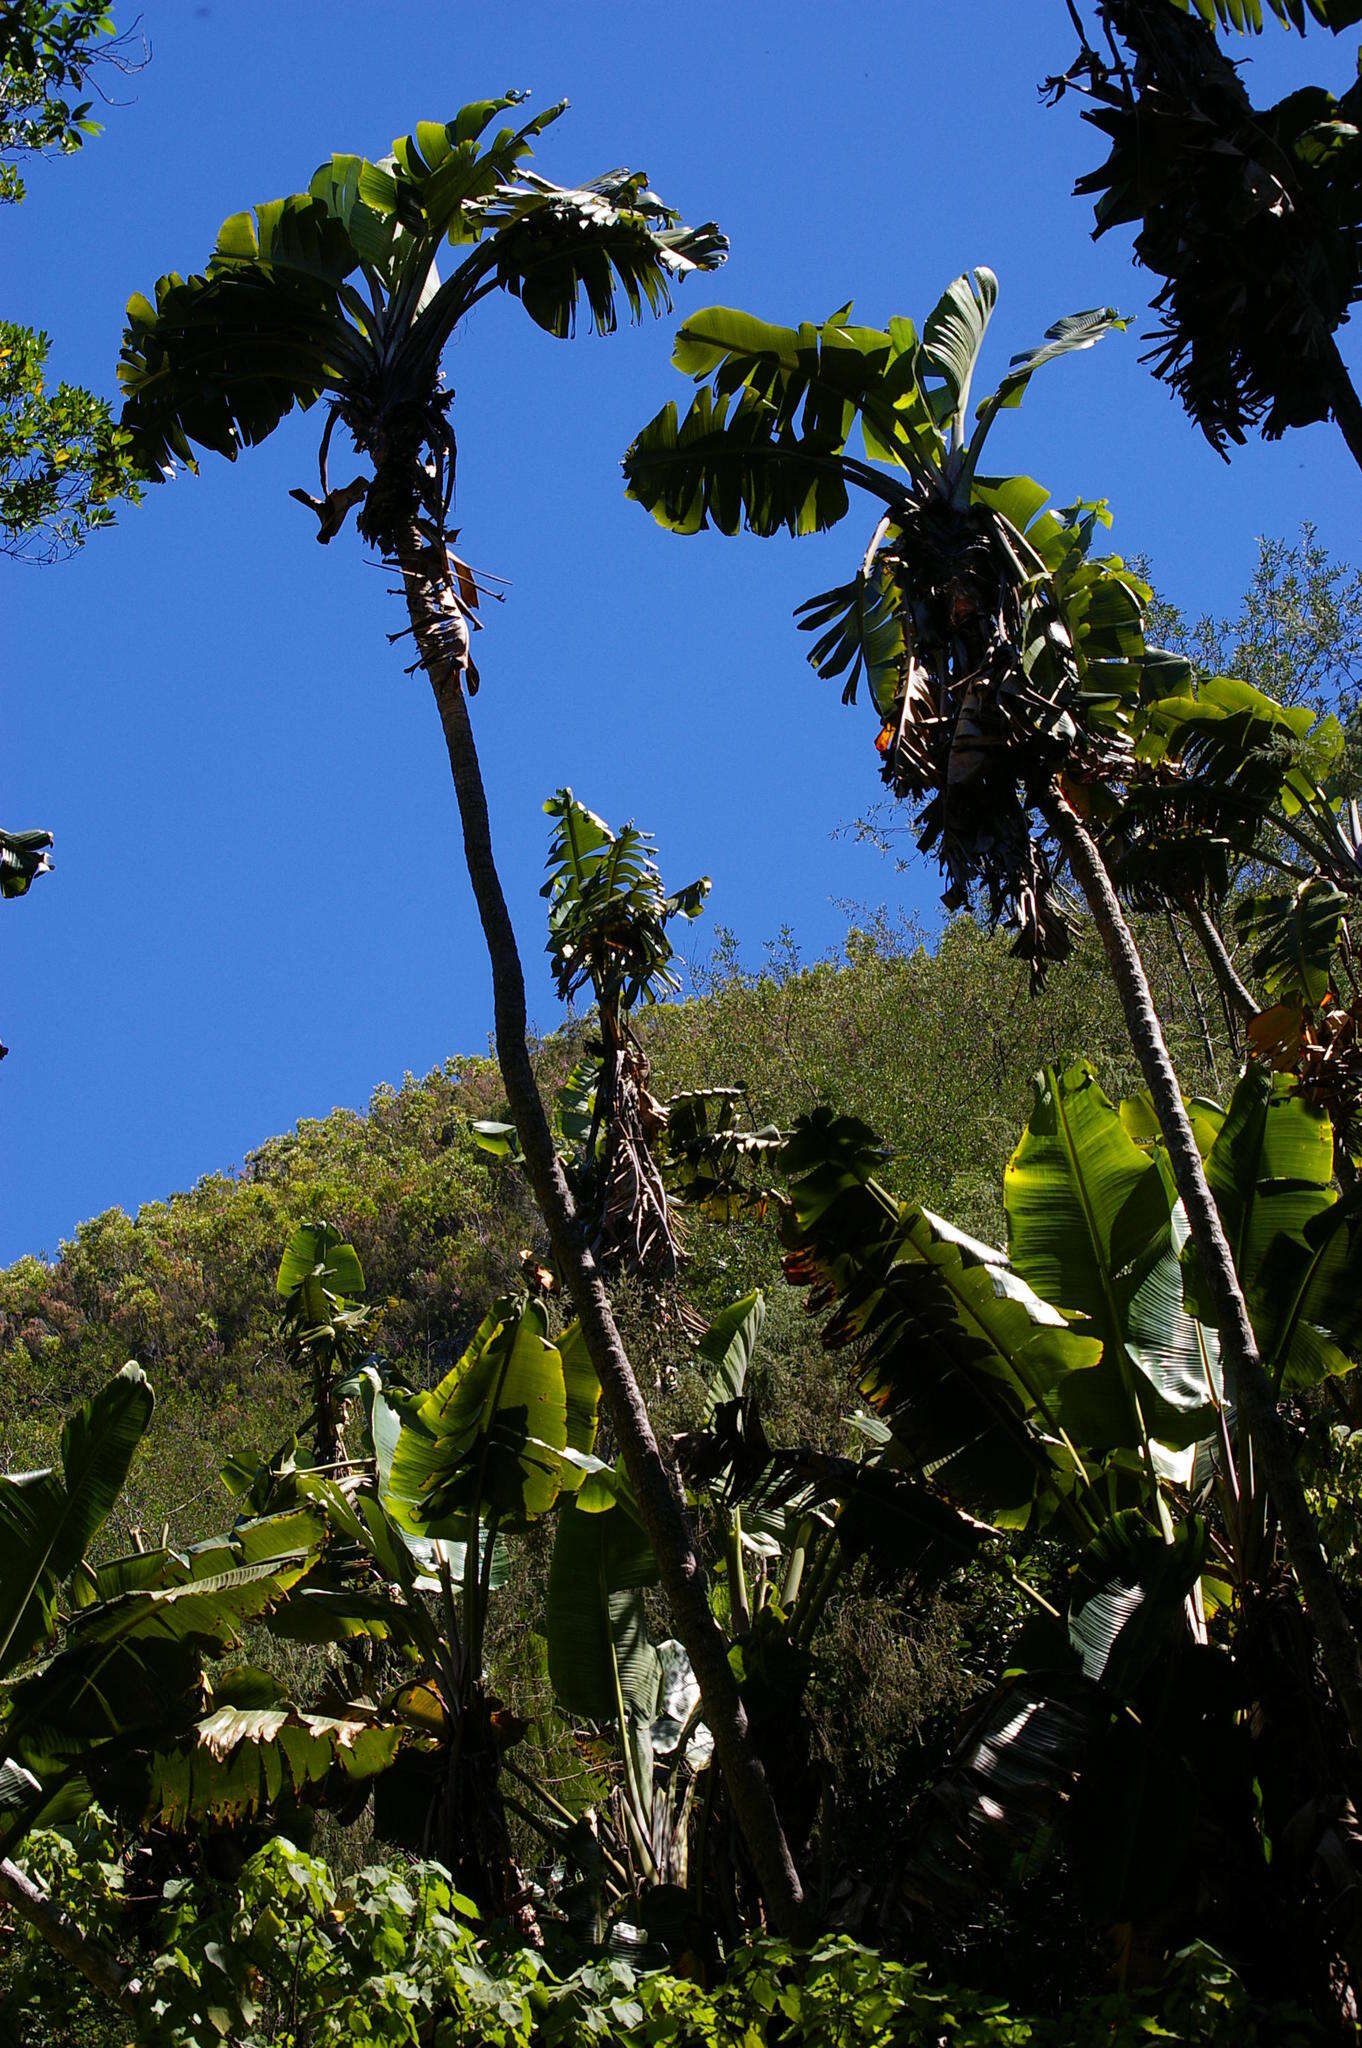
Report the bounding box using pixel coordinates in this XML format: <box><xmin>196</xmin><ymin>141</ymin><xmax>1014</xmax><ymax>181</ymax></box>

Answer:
<box><xmin>1235</xmin><ymin>877</ymin><xmax>1347</xmax><ymax>1006</ymax></box>
<box><xmin>0</xmin><ymin>1364</ymin><xmax>154</xmax><ymax>1672</ymax></box>
<box><xmin>1005</xmin><ymin>1064</ymin><xmax>1219</xmax><ymax>1453</ymax></box>
<box><xmin>546</xmin><ymin>1485</ymin><xmax>660</xmax><ymax>1732</ymax></box>
<box><xmin>385</xmin><ymin>1297</ymin><xmax>587</xmax><ymax>1531</ymax></box>
<box><xmin>147</xmin><ymin>1702</ymin><xmax>402</xmax><ymax>1829</ymax></box>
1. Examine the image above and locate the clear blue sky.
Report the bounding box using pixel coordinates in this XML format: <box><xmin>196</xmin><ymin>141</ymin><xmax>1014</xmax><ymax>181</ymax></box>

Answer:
<box><xmin>3</xmin><ymin>1</ymin><xmax>1358</xmax><ymax>1264</ymax></box>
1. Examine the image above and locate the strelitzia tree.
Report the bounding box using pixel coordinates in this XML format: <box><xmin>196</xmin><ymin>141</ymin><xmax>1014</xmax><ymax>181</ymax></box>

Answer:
<box><xmin>115</xmin><ymin>95</ymin><xmax>806</xmax><ymax>1930</ymax></box>
<box><xmin>623</xmin><ymin>268</ymin><xmax>1362</xmax><ymax>1752</ymax></box>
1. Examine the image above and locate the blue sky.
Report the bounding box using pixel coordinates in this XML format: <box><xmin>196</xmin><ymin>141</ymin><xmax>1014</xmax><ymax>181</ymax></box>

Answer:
<box><xmin>3</xmin><ymin>1</ymin><xmax>1358</xmax><ymax>1263</ymax></box>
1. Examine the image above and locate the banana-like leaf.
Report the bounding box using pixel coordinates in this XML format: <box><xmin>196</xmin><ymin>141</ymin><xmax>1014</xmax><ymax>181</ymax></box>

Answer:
<box><xmin>545</xmin><ymin>1484</ymin><xmax>659</xmax><ymax>1729</ymax></box>
<box><xmin>696</xmin><ymin>1291</ymin><xmax>766</xmax><ymax>1420</ymax></box>
<box><xmin>780</xmin><ymin>1108</ymin><xmax>1101</xmax><ymax>1526</ymax></box>
<box><xmin>121</xmin><ymin>96</ymin><xmax>725</xmax><ymax>486</ymax></box>
<box><xmin>669</xmin><ymin>301</ymin><xmax>938</xmax><ymax>478</ymax></box>
<box><xmin>1249</xmin><ymin>1186</ymin><xmax>1362</xmax><ymax>1388</ymax></box>
<box><xmin>1068</xmin><ymin>1511</ymin><xmax>1206</xmax><ymax>1692</ymax></box>
<box><xmin>920</xmin><ymin>267</ymin><xmax>999</xmax><ymax>438</ymax></box>
<box><xmin>966</xmin><ymin>309</ymin><xmax>1127</xmax><ymax>471</ymax></box>
<box><xmin>1005</xmin><ymin>1064</ymin><xmax>1220</xmax><ymax>1453</ymax></box>
<box><xmin>1170</xmin><ymin>0</ymin><xmax>1358</xmax><ymax>30</ymax></box>
<box><xmin>68</xmin><ymin>1556</ymin><xmax>312</xmax><ymax>1652</ymax></box>
<box><xmin>558</xmin><ymin>1321</ymin><xmax>603</xmax><ymax>1498</ymax></box>
<box><xmin>901</xmin><ymin>1677</ymin><xmax>1089</xmax><ymax>1912</ymax></box>
<box><xmin>795</xmin><ymin>555</ymin><xmax>906</xmax><ymax>716</ymax></box>
<box><xmin>1137</xmin><ymin>676</ymin><xmax>1322</xmax><ymax>839</ymax></box>
<box><xmin>0</xmin><ymin>1363</ymin><xmax>154</xmax><ymax>1672</ymax></box>
<box><xmin>146</xmin><ymin>1702</ymin><xmax>402</xmax><ymax>1829</ymax></box>
<box><xmin>623</xmin><ymin>384</ymin><xmax>861</xmax><ymax>539</ymax></box>
<box><xmin>385</xmin><ymin>1297</ymin><xmax>596</xmax><ymax>1533</ymax></box>
<box><xmin>541</xmin><ymin>789</ymin><xmax>707</xmax><ymax>1009</ymax></box>
<box><xmin>662</xmin><ymin>1088</ymin><xmax>782</xmax><ymax>1220</ymax></box>
<box><xmin>277</xmin><ymin>1221</ymin><xmax>363</xmax><ymax>1307</ymax></box>
<box><xmin>1235</xmin><ymin>876</ymin><xmax>1347</xmax><ymax>1006</ymax></box>
<box><xmin>1184</xmin><ymin>1066</ymin><xmax>1335</xmax><ymax>1322</ymax></box>
<box><xmin>119</xmin><ymin>192</ymin><xmax>371</xmax><ymax>475</ymax></box>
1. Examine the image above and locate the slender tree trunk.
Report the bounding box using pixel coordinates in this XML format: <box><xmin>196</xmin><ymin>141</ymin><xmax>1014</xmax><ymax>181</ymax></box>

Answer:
<box><xmin>1323</xmin><ymin>333</ymin><xmax>1362</xmax><ymax>480</ymax></box>
<box><xmin>0</xmin><ymin>1856</ymin><xmax>139</xmax><ymax>2018</ymax></box>
<box><xmin>1041</xmin><ymin>785</ymin><xmax>1362</xmax><ymax>1753</ymax></box>
<box><xmin>1189</xmin><ymin>900</ymin><xmax>1257</xmax><ymax>1023</ymax></box>
<box><xmin>1165</xmin><ymin>908</ymin><xmax>1220</xmax><ymax>1095</ymax></box>
<box><xmin>396</xmin><ymin>524</ymin><xmax>807</xmax><ymax>1935</ymax></box>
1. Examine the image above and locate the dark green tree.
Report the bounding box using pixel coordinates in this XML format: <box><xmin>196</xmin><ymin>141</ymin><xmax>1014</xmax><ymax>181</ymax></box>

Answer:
<box><xmin>1050</xmin><ymin>0</ymin><xmax>1362</xmax><ymax>466</ymax></box>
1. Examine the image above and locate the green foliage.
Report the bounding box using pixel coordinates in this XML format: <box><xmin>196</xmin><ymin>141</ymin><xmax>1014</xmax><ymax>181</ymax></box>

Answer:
<box><xmin>1057</xmin><ymin>0</ymin><xmax>1362</xmax><ymax>455</ymax></box>
<box><xmin>117</xmin><ymin>93</ymin><xmax>725</xmax><ymax>564</ymax></box>
<box><xmin>1169</xmin><ymin>0</ymin><xmax>1360</xmax><ymax>29</ymax></box>
<box><xmin>1</xmin><ymin>1823</ymin><xmax>1325</xmax><ymax>2047</ymax></box>
<box><xmin>0</xmin><ymin>319</ymin><xmax>140</xmax><ymax>557</ymax></box>
<box><xmin>0</xmin><ymin>821</ymin><xmax>52</xmax><ymax>898</ymax></box>
<box><xmin>540</xmin><ymin>788</ymin><xmax>709</xmax><ymax>1013</ymax></box>
<box><xmin>0</xmin><ymin>1</ymin><xmax>113</xmax><ymax>201</ymax></box>
<box><xmin>0</xmin><ymin>1359</ymin><xmax>152</xmax><ymax>1669</ymax></box>
<box><xmin>0</xmin><ymin>9</ymin><xmax>143</xmax><ymax>556</ymax></box>
<box><xmin>626</xmin><ymin>272</ymin><xmax>1188</xmax><ymax>978</ymax></box>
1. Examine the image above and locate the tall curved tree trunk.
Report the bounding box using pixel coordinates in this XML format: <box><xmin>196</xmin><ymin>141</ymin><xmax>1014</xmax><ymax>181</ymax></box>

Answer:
<box><xmin>1041</xmin><ymin>784</ymin><xmax>1362</xmax><ymax>1754</ymax></box>
<box><xmin>1189</xmin><ymin>900</ymin><xmax>1257</xmax><ymax>1024</ymax></box>
<box><xmin>395</xmin><ymin>523</ymin><xmax>807</xmax><ymax>1936</ymax></box>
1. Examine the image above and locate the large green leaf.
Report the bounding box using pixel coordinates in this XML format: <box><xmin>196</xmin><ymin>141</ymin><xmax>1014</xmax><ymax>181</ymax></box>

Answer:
<box><xmin>67</xmin><ymin>1557</ymin><xmax>311</xmax><ymax>1652</ymax></box>
<box><xmin>669</xmin><ymin>301</ymin><xmax>938</xmax><ymax>477</ymax></box>
<box><xmin>1005</xmin><ymin>1064</ymin><xmax>1219</xmax><ymax>1453</ymax></box>
<box><xmin>696</xmin><ymin>1291</ymin><xmax>766</xmax><ymax>1420</ymax></box>
<box><xmin>545</xmin><ymin>1483</ymin><xmax>660</xmax><ymax>1729</ymax></box>
<box><xmin>1185</xmin><ymin>1066</ymin><xmax>1335</xmax><ymax>1321</ymax></box>
<box><xmin>0</xmin><ymin>1363</ymin><xmax>154</xmax><ymax>1672</ymax></box>
<box><xmin>385</xmin><ymin>1297</ymin><xmax>581</xmax><ymax>1532</ymax></box>
<box><xmin>276</xmin><ymin>1221</ymin><xmax>364</xmax><ymax>1306</ymax></box>
<box><xmin>624</xmin><ymin>383</ymin><xmax>865</xmax><ymax>539</ymax></box>
<box><xmin>966</xmin><ymin>308</ymin><xmax>1127</xmax><ymax>471</ymax></box>
<box><xmin>919</xmin><ymin>267</ymin><xmax>998</xmax><ymax>439</ymax></box>
<box><xmin>795</xmin><ymin>555</ymin><xmax>907</xmax><ymax>716</ymax></box>
<box><xmin>780</xmin><ymin>1108</ymin><xmax>1101</xmax><ymax>1526</ymax></box>
<box><xmin>146</xmin><ymin>1699</ymin><xmax>402</xmax><ymax>1829</ymax></box>
<box><xmin>1068</xmin><ymin>1511</ymin><xmax>1206</xmax><ymax>1694</ymax></box>
<box><xmin>1235</xmin><ymin>877</ymin><xmax>1347</xmax><ymax>1006</ymax></box>
<box><xmin>119</xmin><ymin>191</ymin><xmax>372</xmax><ymax>475</ymax></box>
<box><xmin>1248</xmin><ymin>1186</ymin><xmax>1362</xmax><ymax>1389</ymax></box>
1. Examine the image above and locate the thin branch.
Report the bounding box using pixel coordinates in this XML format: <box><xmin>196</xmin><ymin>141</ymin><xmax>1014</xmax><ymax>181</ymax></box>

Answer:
<box><xmin>0</xmin><ymin>1857</ymin><xmax>140</xmax><ymax>2019</ymax></box>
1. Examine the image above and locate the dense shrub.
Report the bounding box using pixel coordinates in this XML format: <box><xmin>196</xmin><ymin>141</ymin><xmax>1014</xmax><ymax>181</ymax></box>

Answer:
<box><xmin>0</xmin><ymin>1825</ymin><xmax>1324</xmax><ymax>2048</ymax></box>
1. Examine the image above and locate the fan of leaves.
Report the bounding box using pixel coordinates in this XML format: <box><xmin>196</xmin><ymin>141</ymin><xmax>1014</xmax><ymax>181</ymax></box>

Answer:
<box><xmin>1060</xmin><ymin>0</ymin><xmax>1362</xmax><ymax>452</ymax></box>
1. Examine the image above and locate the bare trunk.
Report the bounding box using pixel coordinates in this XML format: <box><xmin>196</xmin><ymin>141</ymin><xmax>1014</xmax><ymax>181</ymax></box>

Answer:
<box><xmin>1189</xmin><ymin>900</ymin><xmax>1257</xmax><ymax>1023</ymax></box>
<box><xmin>396</xmin><ymin>526</ymin><xmax>807</xmax><ymax>1935</ymax></box>
<box><xmin>1042</xmin><ymin>786</ymin><xmax>1362</xmax><ymax>1756</ymax></box>
<box><xmin>1323</xmin><ymin>333</ymin><xmax>1362</xmax><ymax>479</ymax></box>
<box><xmin>0</xmin><ymin>1855</ymin><xmax>139</xmax><ymax>2018</ymax></box>
<box><xmin>1166</xmin><ymin>909</ymin><xmax>1221</xmax><ymax>1095</ymax></box>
